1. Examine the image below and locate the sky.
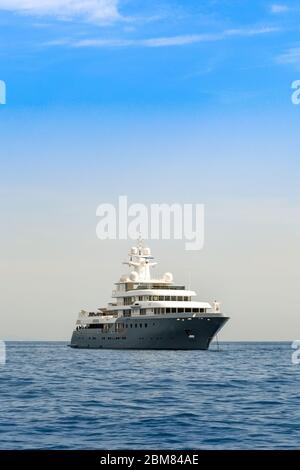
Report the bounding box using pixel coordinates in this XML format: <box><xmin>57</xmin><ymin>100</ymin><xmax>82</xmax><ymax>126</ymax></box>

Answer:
<box><xmin>0</xmin><ymin>0</ymin><xmax>300</xmax><ymax>341</ymax></box>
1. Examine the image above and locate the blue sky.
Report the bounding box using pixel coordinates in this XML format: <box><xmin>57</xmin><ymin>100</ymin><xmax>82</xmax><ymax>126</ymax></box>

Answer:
<box><xmin>0</xmin><ymin>1</ymin><xmax>300</xmax><ymax>340</ymax></box>
<box><xmin>0</xmin><ymin>0</ymin><xmax>299</xmax><ymax>109</ymax></box>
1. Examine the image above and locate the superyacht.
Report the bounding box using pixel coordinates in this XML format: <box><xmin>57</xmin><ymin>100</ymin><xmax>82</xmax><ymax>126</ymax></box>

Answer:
<box><xmin>70</xmin><ymin>242</ymin><xmax>229</xmax><ymax>350</ymax></box>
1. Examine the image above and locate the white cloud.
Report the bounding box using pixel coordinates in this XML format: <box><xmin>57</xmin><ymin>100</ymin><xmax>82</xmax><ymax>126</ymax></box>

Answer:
<box><xmin>69</xmin><ymin>26</ymin><xmax>278</xmax><ymax>48</ymax></box>
<box><xmin>0</xmin><ymin>0</ymin><xmax>120</xmax><ymax>22</ymax></box>
<box><xmin>277</xmin><ymin>46</ymin><xmax>300</xmax><ymax>65</ymax></box>
<box><xmin>270</xmin><ymin>4</ymin><xmax>289</xmax><ymax>14</ymax></box>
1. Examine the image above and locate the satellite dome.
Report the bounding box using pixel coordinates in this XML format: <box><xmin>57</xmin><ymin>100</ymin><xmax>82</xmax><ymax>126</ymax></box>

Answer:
<box><xmin>131</xmin><ymin>247</ymin><xmax>138</xmax><ymax>255</ymax></box>
<box><xmin>143</xmin><ymin>247</ymin><xmax>151</xmax><ymax>256</ymax></box>
<box><xmin>164</xmin><ymin>272</ymin><xmax>173</xmax><ymax>282</ymax></box>
<box><xmin>120</xmin><ymin>275</ymin><xmax>128</xmax><ymax>282</ymax></box>
<box><xmin>130</xmin><ymin>271</ymin><xmax>139</xmax><ymax>282</ymax></box>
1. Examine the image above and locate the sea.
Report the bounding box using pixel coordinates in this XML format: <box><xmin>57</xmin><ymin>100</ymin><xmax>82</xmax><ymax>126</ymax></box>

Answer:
<box><xmin>0</xmin><ymin>341</ymin><xmax>299</xmax><ymax>449</ymax></box>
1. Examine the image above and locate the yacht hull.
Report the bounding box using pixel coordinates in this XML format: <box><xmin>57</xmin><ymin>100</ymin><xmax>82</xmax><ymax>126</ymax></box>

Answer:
<box><xmin>70</xmin><ymin>315</ymin><xmax>229</xmax><ymax>350</ymax></box>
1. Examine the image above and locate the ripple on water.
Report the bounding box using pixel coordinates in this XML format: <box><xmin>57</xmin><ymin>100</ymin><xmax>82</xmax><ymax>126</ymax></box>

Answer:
<box><xmin>0</xmin><ymin>342</ymin><xmax>299</xmax><ymax>449</ymax></box>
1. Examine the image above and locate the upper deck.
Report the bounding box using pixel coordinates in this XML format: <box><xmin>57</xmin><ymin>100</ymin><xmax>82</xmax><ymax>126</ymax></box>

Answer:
<box><xmin>74</xmin><ymin>240</ymin><xmax>222</xmax><ymax>327</ymax></box>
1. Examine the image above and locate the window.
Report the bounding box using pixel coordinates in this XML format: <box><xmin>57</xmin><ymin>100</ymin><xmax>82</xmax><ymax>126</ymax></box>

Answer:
<box><xmin>178</xmin><ymin>296</ymin><xmax>183</xmax><ymax>301</ymax></box>
<box><xmin>124</xmin><ymin>297</ymin><xmax>131</xmax><ymax>305</ymax></box>
<box><xmin>178</xmin><ymin>308</ymin><xmax>184</xmax><ymax>313</ymax></box>
<box><xmin>135</xmin><ymin>324</ymin><xmax>138</xmax><ymax>328</ymax></box>
<box><xmin>130</xmin><ymin>324</ymin><xmax>133</xmax><ymax>328</ymax></box>
<box><xmin>192</xmin><ymin>308</ymin><xmax>198</xmax><ymax>313</ymax></box>
<box><xmin>185</xmin><ymin>308</ymin><xmax>191</xmax><ymax>313</ymax></box>
<box><xmin>172</xmin><ymin>308</ymin><xmax>176</xmax><ymax>313</ymax></box>
<box><xmin>184</xmin><ymin>297</ymin><xmax>188</xmax><ymax>301</ymax></box>
<box><xmin>145</xmin><ymin>323</ymin><xmax>148</xmax><ymax>328</ymax></box>
<box><xmin>165</xmin><ymin>296</ymin><xmax>170</xmax><ymax>301</ymax></box>
<box><xmin>140</xmin><ymin>324</ymin><xmax>142</xmax><ymax>328</ymax></box>
<box><xmin>166</xmin><ymin>308</ymin><xmax>171</xmax><ymax>313</ymax></box>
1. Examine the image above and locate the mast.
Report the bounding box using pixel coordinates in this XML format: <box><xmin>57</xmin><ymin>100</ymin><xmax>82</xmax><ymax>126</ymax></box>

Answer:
<box><xmin>123</xmin><ymin>239</ymin><xmax>157</xmax><ymax>282</ymax></box>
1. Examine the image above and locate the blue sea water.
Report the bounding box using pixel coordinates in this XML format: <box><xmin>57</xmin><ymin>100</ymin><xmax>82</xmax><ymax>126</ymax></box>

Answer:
<box><xmin>0</xmin><ymin>342</ymin><xmax>299</xmax><ymax>449</ymax></box>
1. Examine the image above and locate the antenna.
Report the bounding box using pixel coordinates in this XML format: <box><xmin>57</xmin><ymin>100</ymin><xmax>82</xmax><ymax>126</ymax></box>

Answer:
<box><xmin>137</xmin><ymin>232</ymin><xmax>143</xmax><ymax>255</ymax></box>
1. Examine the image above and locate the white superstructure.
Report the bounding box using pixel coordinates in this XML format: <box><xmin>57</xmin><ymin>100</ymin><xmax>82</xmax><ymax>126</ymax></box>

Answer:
<box><xmin>74</xmin><ymin>240</ymin><xmax>221</xmax><ymax>329</ymax></box>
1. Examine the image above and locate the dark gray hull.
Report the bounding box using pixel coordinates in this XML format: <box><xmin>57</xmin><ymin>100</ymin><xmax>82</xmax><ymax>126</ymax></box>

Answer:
<box><xmin>70</xmin><ymin>315</ymin><xmax>229</xmax><ymax>350</ymax></box>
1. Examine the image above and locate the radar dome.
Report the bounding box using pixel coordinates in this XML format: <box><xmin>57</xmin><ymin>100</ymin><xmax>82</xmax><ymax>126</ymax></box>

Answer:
<box><xmin>130</xmin><ymin>271</ymin><xmax>139</xmax><ymax>282</ymax></box>
<box><xmin>143</xmin><ymin>247</ymin><xmax>151</xmax><ymax>256</ymax></box>
<box><xmin>131</xmin><ymin>247</ymin><xmax>138</xmax><ymax>255</ymax></box>
<box><xmin>164</xmin><ymin>272</ymin><xmax>173</xmax><ymax>282</ymax></box>
<box><xmin>120</xmin><ymin>275</ymin><xmax>128</xmax><ymax>282</ymax></box>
